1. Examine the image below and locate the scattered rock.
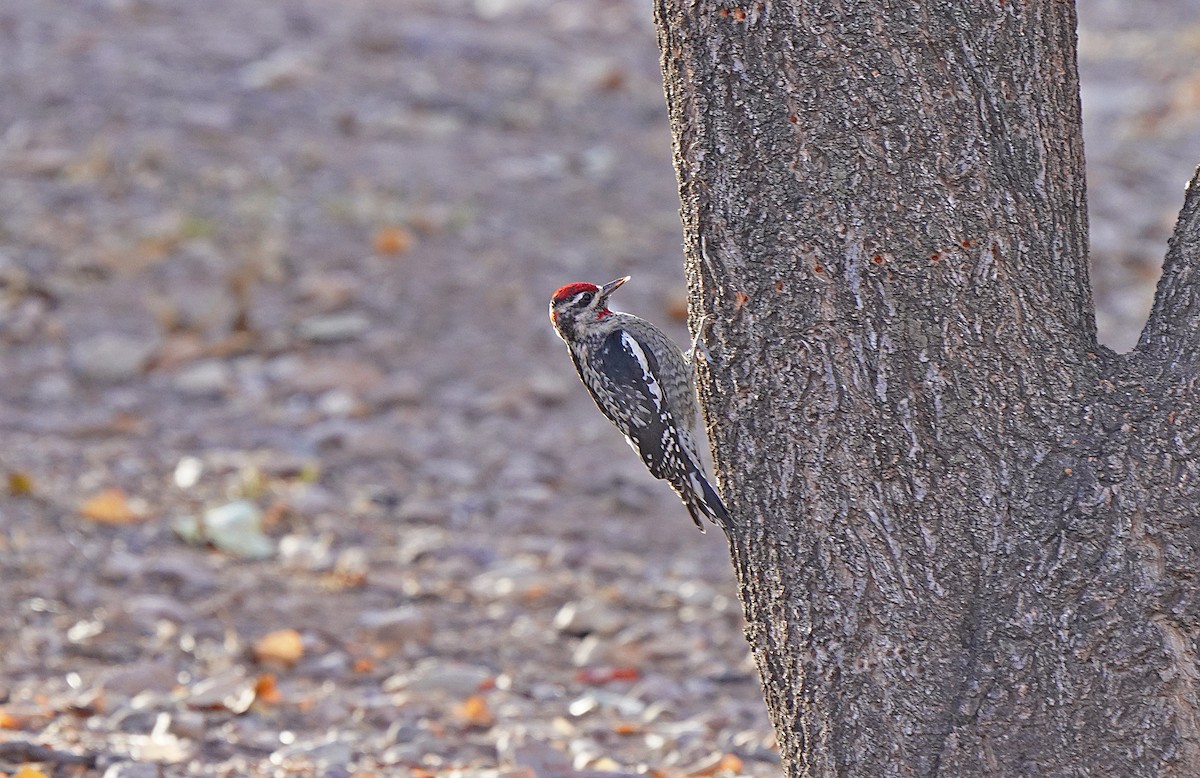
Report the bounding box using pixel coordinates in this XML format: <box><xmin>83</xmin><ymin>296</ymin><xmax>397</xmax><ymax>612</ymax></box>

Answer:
<box><xmin>186</xmin><ymin>671</ymin><xmax>257</xmax><ymax>714</ymax></box>
<box><xmin>173</xmin><ymin>500</ymin><xmax>274</xmax><ymax>559</ymax></box>
<box><xmin>104</xmin><ymin>762</ymin><xmax>163</xmax><ymax>778</ymax></box>
<box><xmin>173</xmin><ymin>456</ymin><xmax>204</xmax><ymax>489</ymax></box>
<box><xmin>296</xmin><ymin>312</ymin><xmax>371</xmax><ymax>343</ymax></box>
<box><xmin>316</xmin><ymin>388</ymin><xmax>361</xmax><ymax>417</ymax></box>
<box><xmin>168</xmin><ymin>709</ymin><xmax>207</xmax><ymax>741</ymax></box>
<box><xmin>278</xmin><ymin>533</ymin><xmax>335</xmax><ymax>570</ymax></box>
<box><xmin>239</xmin><ymin>48</ymin><xmax>315</xmax><ymax>90</ymax></box>
<box><xmin>29</xmin><ymin>372</ymin><xmax>73</xmax><ymax>402</ymax></box>
<box><xmin>121</xmin><ymin>713</ymin><xmax>191</xmax><ymax>763</ymax></box>
<box><xmin>172</xmin><ymin>359</ymin><xmax>233</xmax><ymax>397</ymax></box>
<box><xmin>503</xmin><ymin>741</ymin><xmax>575</xmax><ymax>777</ymax></box>
<box><xmin>295</xmin><ymin>271</ymin><xmax>361</xmax><ymax>311</ymax></box>
<box><xmin>69</xmin><ymin>333</ymin><xmax>158</xmax><ymax>383</ymax></box>
<box><xmin>269</xmin><ymin>355</ymin><xmax>384</xmax><ymax>394</ymax></box>
<box><xmin>385</xmin><ymin>659</ymin><xmax>492</xmax><ymax>696</ymax></box>
<box><xmin>270</xmin><ymin>734</ymin><xmax>353</xmax><ymax>772</ymax></box>
<box><xmin>120</xmin><ymin>594</ymin><xmax>197</xmax><ymax>628</ymax></box>
<box><xmin>470</xmin><ymin>560</ymin><xmax>549</xmax><ymax>602</ymax></box>
<box><xmin>525</xmin><ymin>370</ymin><xmax>573</xmax><ymax>406</ymax></box>
<box><xmin>101</xmin><ymin>662</ymin><xmax>179</xmax><ymax>698</ymax></box>
<box><xmin>553</xmin><ymin>600</ymin><xmax>625</xmax><ymax>637</ymax></box>
<box><xmin>358</xmin><ymin>606</ymin><xmax>433</xmax><ymax>648</ymax></box>
<box><xmin>140</xmin><ymin>551</ymin><xmax>219</xmax><ymax>596</ymax></box>
<box><xmin>365</xmin><ymin>371</ymin><xmax>423</xmax><ymax>408</ymax></box>
<box><xmin>98</xmin><ymin>551</ymin><xmax>144</xmax><ymax>583</ymax></box>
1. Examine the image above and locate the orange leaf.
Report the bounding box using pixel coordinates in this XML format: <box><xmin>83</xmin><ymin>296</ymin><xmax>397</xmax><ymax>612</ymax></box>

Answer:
<box><xmin>576</xmin><ymin>666</ymin><xmax>640</xmax><ymax>685</ymax></box>
<box><xmin>686</xmin><ymin>753</ymin><xmax>743</xmax><ymax>778</ymax></box>
<box><xmin>373</xmin><ymin>225</ymin><xmax>412</xmax><ymax>256</ymax></box>
<box><xmin>14</xmin><ymin>767</ymin><xmax>52</xmax><ymax>778</ymax></box>
<box><xmin>252</xmin><ymin>629</ymin><xmax>304</xmax><ymax>667</ymax></box>
<box><xmin>254</xmin><ymin>673</ymin><xmax>281</xmax><ymax>704</ymax></box>
<box><xmin>0</xmin><ymin>708</ymin><xmax>23</xmax><ymax>729</ymax></box>
<box><xmin>79</xmin><ymin>487</ymin><xmax>146</xmax><ymax>524</ymax></box>
<box><xmin>520</xmin><ymin>583</ymin><xmax>550</xmax><ymax>602</ymax></box>
<box><xmin>663</xmin><ymin>291</ymin><xmax>689</xmax><ymax>324</ymax></box>
<box><xmin>718</xmin><ymin>754</ymin><xmax>743</xmax><ymax>773</ymax></box>
<box><xmin>454</xmin><ymin>694</ymin><xmax>494</xmax><ymax>728</ymax></box>
<box><xmin>614</xmin><ymin>721</ymin><xmax>642</xmax><ymax>735</ymax></box>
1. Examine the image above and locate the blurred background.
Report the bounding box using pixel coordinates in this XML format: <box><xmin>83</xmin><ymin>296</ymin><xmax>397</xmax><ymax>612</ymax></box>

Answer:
<box><xmin>0</xmin><ymin>0</ymin><xmax>1196</xmax><ymax>775</ymax></box>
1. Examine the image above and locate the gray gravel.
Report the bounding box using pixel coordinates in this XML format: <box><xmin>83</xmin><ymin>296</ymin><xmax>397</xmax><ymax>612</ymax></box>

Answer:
<box><xmin>0</xmin><ymin>0</ymin><xmax>1197</xmax><ymax>776</ymax></box>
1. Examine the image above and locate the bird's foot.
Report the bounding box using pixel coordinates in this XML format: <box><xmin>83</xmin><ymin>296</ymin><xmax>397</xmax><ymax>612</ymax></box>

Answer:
<box><xmin>687</xmin><ymin>314</ymin><xmax>713</xmax><ymax>365</ymax></box>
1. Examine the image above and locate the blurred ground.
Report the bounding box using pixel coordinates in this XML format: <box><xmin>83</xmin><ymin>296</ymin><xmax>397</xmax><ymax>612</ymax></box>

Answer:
<box><xmin>0</xmin><ymin>1</ymin><xmax>1197</xmax><ymax>776</ymax></box>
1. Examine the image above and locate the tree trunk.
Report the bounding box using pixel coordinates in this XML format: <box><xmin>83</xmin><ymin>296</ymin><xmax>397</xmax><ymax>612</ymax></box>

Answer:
<box><xmin>652</xmin><ymin>1</ymin><xmax>1200</xmax><ymax>775</ymax></box>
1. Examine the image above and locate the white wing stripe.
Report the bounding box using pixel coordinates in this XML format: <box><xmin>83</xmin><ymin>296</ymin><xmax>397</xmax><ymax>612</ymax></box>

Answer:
<box><xmin>620</xmin><ymin>331</ymin><xmax>664</xmax><ymax>408</ymax></box>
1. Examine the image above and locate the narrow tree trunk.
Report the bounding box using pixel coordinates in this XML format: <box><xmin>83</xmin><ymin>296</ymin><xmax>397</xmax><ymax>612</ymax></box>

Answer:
<box><xmin>653</xmin><ymin>1</ymin><xmax>1200</xmax><ymax>775</ymax></box>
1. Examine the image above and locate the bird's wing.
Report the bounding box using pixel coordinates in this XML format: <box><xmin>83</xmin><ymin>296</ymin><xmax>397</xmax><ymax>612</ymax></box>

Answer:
<box><xmin>592</xmin><ymin>329</ymin><xmax>687</xmax><ymax>482</ymax></box>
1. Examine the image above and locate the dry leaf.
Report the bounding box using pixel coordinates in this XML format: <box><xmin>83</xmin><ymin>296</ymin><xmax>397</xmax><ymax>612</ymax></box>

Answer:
<box><xmin>454</xmin><ymin>695</ymin><xmax>494</xmax><ymax>729</ymax></box>
<box><xmin>7</xmin><ymin>471</ymin><xmax>34</xmax><ymax>496</ymax></box>
<box><xmin>373</xmin><ymin>225</ymin><xmax>412</xmax><ymax>256</ymax></box>
<box><xmin>254</xmin><ymin>673</ymin><xmax>281</xmax><ymax>704</ymax></box>
<box><xmin>253</xmin><ymin>629</ymin><xmax>304</xmax><ymax>667</ymax></box>
<box><xmin>14</xmin><ymin>767</ymin><xmax>52</xmax><ymax>778</ymax></box>
<box><xmin>79</xmin><ymin>487</ymin><xmax>147</xmax><ymax>524</ymax></box>
<box><xmin>13</xmin><ymin>769</ymin><xmax>48</xmax><ymax>778</ymax></box>
<box><xmin>520</xmin><ymin>583</ymin><xmax>550</xmax><ymax>602</ymax></box>
<box><xmin>718</xmin><ymin>754</ymin><xmax>743</xmax><ymax>773</ymax></box>
<box><xmin>663</xmin><ymin>291</ymin><xmax>689</xmax><ymax>324</ymax></box>
<box><xmin>686</xmin><ymin>752</ymin><xmax>744</xmax><ymax>777</ymax></box>
<box><xmin>576</xmin><ymin>666</ymin><xmax>640</xmax><ymax>685</ymax></box>
<box><xmin>109</xmin><ymin>411</ymin><xmax>150</xmax><ymax>435</ymax></box>
<box><xmin>320</xmin><ymin>570</ymin><xmax>367</xmax><ymax>591</ymax></box>
<box><xmin>0</xmin><ymin>708</ymin><xmax>23</xmax><ymax>729</ymax></box>
<box><xmin>261</xmin><ymin>498</ymin><xmax>291</xmax><ymax>528</ymax></box>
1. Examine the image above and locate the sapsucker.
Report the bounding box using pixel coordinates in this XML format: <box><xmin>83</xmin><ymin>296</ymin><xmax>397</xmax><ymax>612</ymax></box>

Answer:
<box><xmin>549</xmin><ymin>276</ymin><xmax>729</xmax><ymax>531</ymax></box>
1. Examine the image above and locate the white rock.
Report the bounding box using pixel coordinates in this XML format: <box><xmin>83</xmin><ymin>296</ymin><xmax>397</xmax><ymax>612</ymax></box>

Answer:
<box><xmin>553</xmin><ymin>600</ymin><xmax>625</xmax><ymax>637</ymax></box>
<box><xmin>173</xmin><ymin>360</ymin><xmax>232</xmax><ymax>397</ymax></box>
<box><xmin>358</xmin><ymin>606</ymin><xmax>432</xmax><ymax>647</ymax></box>
<box><xmin>296</xmin><ymin>312</ymin><xmax>370</xmax><ymax>343</ymax></box>
<box><xmin>70</xmin><ymin>332</ymin><xmax>158</xmax><ymax>383</ymax></box>
<box><xmin>240</xmin><ymin>48</ymin><xmax>315</xmax><ymax>90</ymax></box>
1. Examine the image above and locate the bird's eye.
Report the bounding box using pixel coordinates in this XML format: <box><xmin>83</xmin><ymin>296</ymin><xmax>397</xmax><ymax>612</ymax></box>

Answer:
<box><xmin>576</xmin><ymin>292</ymin><xmax>594</xmax><ymax>306</ymax></box>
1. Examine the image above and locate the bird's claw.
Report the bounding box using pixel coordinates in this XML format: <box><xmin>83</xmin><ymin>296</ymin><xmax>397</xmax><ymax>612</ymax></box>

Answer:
<box><xmin>688</xmin><ymin>313</ymin><xmax>714</xmax><ymax>365</ymax></box>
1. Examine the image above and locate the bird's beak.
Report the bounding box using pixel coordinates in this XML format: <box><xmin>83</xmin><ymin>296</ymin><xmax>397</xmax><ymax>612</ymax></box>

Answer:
<box><xmin>599</xmin><ymin>276</ymin><xmax>630</xmax><ymax>301</ymax></box>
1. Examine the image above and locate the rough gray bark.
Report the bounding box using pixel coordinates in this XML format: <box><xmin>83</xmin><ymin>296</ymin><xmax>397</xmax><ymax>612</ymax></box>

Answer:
<box><xmin>653</xmin><ymin>1</ymin><xmax>1200</xmax><ymax>776</ymax></box>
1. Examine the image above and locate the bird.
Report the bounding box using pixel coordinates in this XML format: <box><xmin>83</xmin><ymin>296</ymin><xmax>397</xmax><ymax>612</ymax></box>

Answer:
<box><xmin>548</xmin><ymin>275</ymin><xmax>729</xmax><ymax>531</ymax></box>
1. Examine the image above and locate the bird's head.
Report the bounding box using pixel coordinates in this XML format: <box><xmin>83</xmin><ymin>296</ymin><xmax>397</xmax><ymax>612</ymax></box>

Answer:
<box><xmin>549</xmin><ymin>276</ymin><xmax>629</xmax><ymax>339</ymax></box>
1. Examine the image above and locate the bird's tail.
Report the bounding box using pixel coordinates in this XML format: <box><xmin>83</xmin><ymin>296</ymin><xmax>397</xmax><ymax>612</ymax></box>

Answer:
<box><xmin>679</xmin><ymin>469</ymin><xmax>730</xmax><ymax>533</ymax></box>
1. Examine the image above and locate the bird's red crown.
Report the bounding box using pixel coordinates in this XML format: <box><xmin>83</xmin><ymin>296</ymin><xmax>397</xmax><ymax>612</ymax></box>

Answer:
<box><xmin>551</xmin><ymin>282</ymin><xmax>599</xmax><ymax>303</ymax></box>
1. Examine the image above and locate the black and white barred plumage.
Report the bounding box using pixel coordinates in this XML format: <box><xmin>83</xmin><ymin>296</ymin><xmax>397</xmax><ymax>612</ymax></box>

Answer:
<box><xmin>549</xmin><ymin>276</ymin><xmax>729</xmax><ymax>531</ymax></box>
